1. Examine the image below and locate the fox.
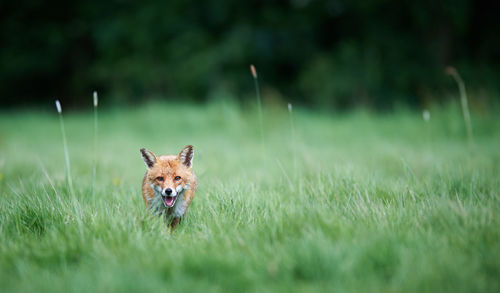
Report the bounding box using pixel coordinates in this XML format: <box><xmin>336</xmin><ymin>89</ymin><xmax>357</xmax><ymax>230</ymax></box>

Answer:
<box><xmin>140</xmin><ymin>145</ymin><xmax>197</xmax><ymax>230</ymax></box>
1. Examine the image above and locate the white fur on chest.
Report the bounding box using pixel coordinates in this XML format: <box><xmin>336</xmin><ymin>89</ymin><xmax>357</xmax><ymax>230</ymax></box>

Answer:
<box><xmin>171</xmin><ymin>193</ymin><xmax>188</xmax><ymax>218</ymax></box>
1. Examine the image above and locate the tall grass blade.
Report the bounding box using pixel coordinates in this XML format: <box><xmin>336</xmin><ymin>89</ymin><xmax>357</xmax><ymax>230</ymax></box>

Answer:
<box><xmin>55</xmin><ymin>100</ymin><xmax>75</xmax><ymax>197</ymax></box>
<box><xmin>446</xmin><ymin>66</ymin><xmax>474</xmax><ymax>146</ymax></box>
<box><xmin>92</xmin><ymin>91</ymin><xmax>99</xmax><ymax>196</ymax></box>
<box><xmin>288</xmin><ymin>103</ymin><xmax>298</xmax><ymax>182</ymax></box>
<box><xmin>55</xmin><ymin>99</ymin><xmax>83</xmax><ymax>236</ymax></box>
<box><xmin>250</xmin><ymin>64</ymin><xmax>266</xmax><ymax>169</ymax></box>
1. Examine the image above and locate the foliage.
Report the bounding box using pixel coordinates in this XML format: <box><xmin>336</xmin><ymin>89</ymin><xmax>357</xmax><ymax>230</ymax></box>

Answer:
<box><xmin>1</xmin><ymin>0</ymin><xmax>500</xmax><ymax>108</ymax></box>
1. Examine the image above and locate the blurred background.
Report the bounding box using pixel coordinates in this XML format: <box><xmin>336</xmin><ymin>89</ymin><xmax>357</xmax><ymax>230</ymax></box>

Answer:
<box><xmin>1</xmin><ymin>0</ymin><xmax>499</xmax><ymax>110</ymax></box>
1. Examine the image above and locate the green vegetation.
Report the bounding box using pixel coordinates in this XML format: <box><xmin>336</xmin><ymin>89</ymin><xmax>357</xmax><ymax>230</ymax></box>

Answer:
<box><xmin>0</xmin><ymin>102</ymin><xmax>499</xmax><ymax>292</ymax></box>
<box><xmin>2</xmin><ymin>1</ymin><xmax>500</xmax><ymax>108</ymax></box>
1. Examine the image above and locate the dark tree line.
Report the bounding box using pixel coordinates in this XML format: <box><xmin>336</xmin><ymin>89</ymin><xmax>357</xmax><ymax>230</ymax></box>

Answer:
<box><xmin>1</xmin><ymin>0</ymin><xmax>499</xmax><ymax>109</ymax></box>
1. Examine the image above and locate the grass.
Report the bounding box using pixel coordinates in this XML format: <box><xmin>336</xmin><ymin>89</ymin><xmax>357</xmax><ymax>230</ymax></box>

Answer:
<box><xmin>0</xmin><ymin>101</ymin><xmax>499</xmax><ymax>292</ymax></box>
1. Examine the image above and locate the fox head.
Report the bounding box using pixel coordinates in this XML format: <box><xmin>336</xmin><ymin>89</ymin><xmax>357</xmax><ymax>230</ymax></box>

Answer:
<box><xmin>140</xmin><ymin>145</ymin><xmax>194</xmax><ymax>209</ymax></box>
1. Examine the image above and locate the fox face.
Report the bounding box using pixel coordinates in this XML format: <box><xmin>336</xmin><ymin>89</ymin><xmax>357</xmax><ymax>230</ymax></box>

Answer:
<box><xmin>140</xmin><ymin>145</ymin><xmax>195</xmax><ymax>217</ymax></box>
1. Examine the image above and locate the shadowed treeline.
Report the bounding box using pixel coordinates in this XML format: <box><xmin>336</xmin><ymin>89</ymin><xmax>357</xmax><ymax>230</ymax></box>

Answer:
<box><xmin>1</xmin><ymin>0</ymin><xmax>499</xmax><ymax>109</ymax></box>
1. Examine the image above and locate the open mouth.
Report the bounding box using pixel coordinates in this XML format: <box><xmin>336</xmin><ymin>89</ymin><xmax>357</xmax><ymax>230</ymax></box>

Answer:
<box><xmin>162</xmin><ymin>195</ymin><xmax>177</xmax><ymax>207</ymax></box>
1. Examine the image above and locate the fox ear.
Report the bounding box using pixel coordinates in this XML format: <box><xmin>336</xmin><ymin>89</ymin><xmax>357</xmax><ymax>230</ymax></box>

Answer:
<box><xmin>140</xmin><ymin>148</ymin><xmax>157</xmax><ymax>168</ymax></box>
<box><xmin>178</xmin><ymin>145</ymin><xmax>194</xmax><ymax>168</ymax></box>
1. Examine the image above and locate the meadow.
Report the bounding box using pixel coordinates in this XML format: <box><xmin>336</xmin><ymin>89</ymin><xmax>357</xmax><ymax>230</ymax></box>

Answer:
<box><xmin>0</xmin><ymin>101</ymin><xmax>499</xmax><ymax>292</ymax></box>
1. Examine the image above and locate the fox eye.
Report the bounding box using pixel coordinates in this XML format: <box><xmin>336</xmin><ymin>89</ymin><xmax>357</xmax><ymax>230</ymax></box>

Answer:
<box><xmin>174</xmin><ymin>176</ymin><xmax>181</xmax><ymax>181</ymax></box>
<box><xmin>156</xmin><ymin>176</ymin><xmax>164</xmax><ymax>181</ymax></box>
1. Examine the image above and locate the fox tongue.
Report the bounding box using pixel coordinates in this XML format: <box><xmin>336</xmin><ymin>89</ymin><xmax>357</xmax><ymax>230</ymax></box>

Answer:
<box><xmin>163</xmin><ymin>196</ymin><xmax>176</xmax><ymax>207</ymax></box>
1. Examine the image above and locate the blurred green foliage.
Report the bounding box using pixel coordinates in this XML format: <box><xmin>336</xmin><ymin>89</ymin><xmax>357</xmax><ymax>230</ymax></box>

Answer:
<box><xmin>1</xmin><ymin>0</ymin><xmax>499</xmax><ymax>109</ymax></box>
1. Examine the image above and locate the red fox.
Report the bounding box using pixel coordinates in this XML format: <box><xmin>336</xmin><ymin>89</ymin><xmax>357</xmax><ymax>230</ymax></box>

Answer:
<box><xmin>140</xmin><ymin>145</ymin><xmax>197</xmax><ymax>229</ymax></box>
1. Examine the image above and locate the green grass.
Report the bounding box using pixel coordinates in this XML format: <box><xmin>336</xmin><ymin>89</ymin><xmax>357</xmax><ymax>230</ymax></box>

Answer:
<box><xmin>0</xmin><ymin>101</ymin><xmax>499</xmax><ymax>292</ymax></box>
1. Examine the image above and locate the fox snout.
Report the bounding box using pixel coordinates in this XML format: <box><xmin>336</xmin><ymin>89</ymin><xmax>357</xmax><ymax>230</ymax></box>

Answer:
<box><xmin>162</xmin><ymin>187</ymin><xmax>179</xmax><ymax>197</ymax></box>
<box><xmin>162</xmin><ymin>185</ymin><xmax>185</xmax><ymax>197</ymax></box>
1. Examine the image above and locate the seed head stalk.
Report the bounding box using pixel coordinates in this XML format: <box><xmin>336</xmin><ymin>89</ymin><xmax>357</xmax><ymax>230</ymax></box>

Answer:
<box><xmin>55</xmin><ymin>100</ymin><xmax>83</xmax><ymax>236</ymax></box>
<box><xmin>92</xmin><ymin>91</ymin><xmax>99</xmax><ymax>196</ymax></box>
<box><xmin>55</xmin><ymin>100</ymin><xmax>75</xmax><ymax>197</ymax></box>
<box><xmin>446</xmin><ymin>66</ymin><xmax>474</xmax><ymax>147</ymax></box>
<box><xmin>250</xmin><ymin>65</ymin><xmax>264</xmax><ymax>143</ymax></box>
<box><xmin>250</xmin><ymin>65</ymin><xmax>267</xmax><ymax>171</ymax></box>
<box><xmin>288</xmin><ymin>103</ymin><xmax>298</xmax><ymax>182</ymax></box>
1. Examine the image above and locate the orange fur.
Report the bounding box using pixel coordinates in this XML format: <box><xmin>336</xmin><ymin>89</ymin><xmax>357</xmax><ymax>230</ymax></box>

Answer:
<box><xmin>141</xmin><ymin>146</ymin><xmax>197</xmax><ymax>230</ymax></box>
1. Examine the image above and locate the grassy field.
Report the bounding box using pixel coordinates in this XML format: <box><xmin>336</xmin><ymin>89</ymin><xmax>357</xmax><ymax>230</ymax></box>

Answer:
<box><xmin>0</xmin><ymin>101</ymin><xmax>499</xmax><ymax>292</ymax></box>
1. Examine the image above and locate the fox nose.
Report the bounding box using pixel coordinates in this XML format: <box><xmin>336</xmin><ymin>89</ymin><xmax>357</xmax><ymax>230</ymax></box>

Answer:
<box><xmin>165</xmin><ymin>188</ymin><xmax>172</xmax><ymax>195</ymax></box>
